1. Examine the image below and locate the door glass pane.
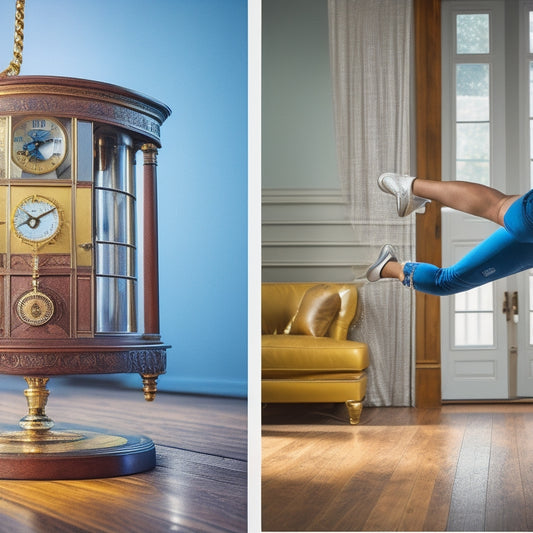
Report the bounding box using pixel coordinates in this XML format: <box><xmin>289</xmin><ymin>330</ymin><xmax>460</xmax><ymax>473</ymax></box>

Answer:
<box><xmin>457</xmin><ymin>14</ymin><xmax>490</xmax><ymax>54</ymax></box>
<box><xmin>455</xmin><ymin>284</ymin><xmax>493</xmax><ymax>312</ymax></box>
<box><xmin>530</xmin><ymin>275</ymin><xmax>533</xmax><ymax>345</ymax></box>
<box><xmin>456</xmin><ymin>64</ymin><xmax>489</xmax><ymax>121</ymax></box>
<box><xmin>530</xmin><ymin>61</ymin><xmax>533</xmax><ymax>188</ymax></box>
<box><xmin>456</xmin><ymin>122</ymin><xmax>490</xmax><ymax>184</ymax></box>
<box><xmin>529</xmin><ymin>62</ymin><xmax>533</xmax><ymax>110</ymax></box>
<box><xmin>454</xmin><ymin>312</ymin><xmax>494</xmax><ymax>346</ymax></box>
<box><xmin>454</xmin><ymin>284</ymin><xmax>494</xmax><ymax>347</ymax></box>
<box><xmin>530</xmin><ymin>11</ymin><xmax>533</xmax><ymax>53</ymax></box>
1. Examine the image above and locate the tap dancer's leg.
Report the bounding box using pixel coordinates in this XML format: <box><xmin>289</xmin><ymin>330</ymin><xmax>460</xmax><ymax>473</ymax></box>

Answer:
<box><xmin>413</xmin><ymin>179</ymin><xmax>519</xmax><ymax>226</ymax></box>
<box><xmin>369</xmin><ymin>189</ymin><xmax>533</xmax><ymax>295</ymax></box>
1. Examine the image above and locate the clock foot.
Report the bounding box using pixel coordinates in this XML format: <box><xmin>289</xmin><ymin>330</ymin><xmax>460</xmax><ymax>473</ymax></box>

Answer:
<box><xmin>141</xmin><ymin>372</ymin><xmax>160</xmax><ymax>401</ymax></box>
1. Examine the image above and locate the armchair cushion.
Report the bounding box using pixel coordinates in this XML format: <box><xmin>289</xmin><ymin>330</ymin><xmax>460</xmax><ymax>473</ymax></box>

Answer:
<box><xmin>286</xmin><ymin>284</ymin><xmax>341</xmax><ymax>337</ymax></box>
<box><xmin>261</xmin><ymin>282</ymin><xmax>358</xmax><ymax>340</ymax></box>
<box><xmin>262</xmin><ymin>334</ymin><xmax>368</xmax><ymax>376</ymax></box>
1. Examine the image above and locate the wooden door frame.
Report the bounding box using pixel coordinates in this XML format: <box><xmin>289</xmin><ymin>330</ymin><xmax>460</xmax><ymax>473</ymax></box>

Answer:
<box><xmin>414</xmin><ymin>0</ymin><xmax>442</xmax><ymax>407</ymax></box>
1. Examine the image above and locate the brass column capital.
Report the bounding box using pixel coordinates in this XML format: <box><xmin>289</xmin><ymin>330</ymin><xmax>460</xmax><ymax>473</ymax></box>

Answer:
<box><xmin>141</xmin><ymin>143</ymin><xmax>159</xmax><ymax>165</ymax></box>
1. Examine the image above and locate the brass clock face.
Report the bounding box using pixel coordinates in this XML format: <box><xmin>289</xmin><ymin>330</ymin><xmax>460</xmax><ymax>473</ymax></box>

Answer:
<box><xmin>12</xmin><ymin>195</ymin><xmax>62</xmax><ymax>246</ymax></box>
<box><xmin>12</xmin><ymin>117</ymin><xmax>68</xmax><ymax>174</ymax></box>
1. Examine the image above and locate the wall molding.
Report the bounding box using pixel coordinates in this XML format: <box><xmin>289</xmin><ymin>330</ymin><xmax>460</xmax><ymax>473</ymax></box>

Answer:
<box><xmin>262</xmin><ymin>188</ymin><xmax>369</xmax><ymax>281</ymax></box>
<box><xmin>262</xmin><ymin>188</ymin><xmax>345</xmax><ymax>204</ymax></box>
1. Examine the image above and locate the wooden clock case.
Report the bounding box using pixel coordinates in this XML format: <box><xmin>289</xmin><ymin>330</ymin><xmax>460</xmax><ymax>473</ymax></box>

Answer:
<box><xmin>0</xmin><ymin>75</ymin><xmax>171</xmax><ymax>479</ymax></box>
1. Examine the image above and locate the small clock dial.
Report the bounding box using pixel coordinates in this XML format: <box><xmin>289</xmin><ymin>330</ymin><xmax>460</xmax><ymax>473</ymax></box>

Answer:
<box><xmin>12</xmin><ymin>195</ymin><xmax>62</xmax><ymax>246</ymax></box>
<box><xmin>12</xmin><ymin>117</ymin><xmax>67</xmax><ymax>175</ymax></box>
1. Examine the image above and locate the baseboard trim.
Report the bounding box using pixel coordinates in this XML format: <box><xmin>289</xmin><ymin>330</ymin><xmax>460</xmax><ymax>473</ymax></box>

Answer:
<box><xmin>157</xmin><ymin>376</ymin><xmax>247</xmax><ymax>398</ymax></box>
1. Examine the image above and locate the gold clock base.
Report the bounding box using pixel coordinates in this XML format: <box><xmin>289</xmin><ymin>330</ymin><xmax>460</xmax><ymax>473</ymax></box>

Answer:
<box><xmin>0</xmin><ymin>376</ymin><xmax>156</xmax><ymax>479</ymax></box>
<box><xmin>0</xmin><ymin>424</ymin><xmax>156</xmax><ymax>479</ymax></box>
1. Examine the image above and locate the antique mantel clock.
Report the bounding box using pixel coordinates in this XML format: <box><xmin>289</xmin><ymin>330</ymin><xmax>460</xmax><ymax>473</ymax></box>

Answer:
<box><xmin>0</xmin><ymin>3</ymin><xmax>171</xmax><ymax>479</ymax></box>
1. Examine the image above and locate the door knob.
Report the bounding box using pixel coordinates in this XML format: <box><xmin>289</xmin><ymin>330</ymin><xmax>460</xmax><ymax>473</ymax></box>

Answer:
<box><xmin>512</xmin><ymin>291</ymin><xmax>519</xmax><ymax>324</ymax></box>
<box><xmin>503</xmin><ymin>291</ymin><xmax>519</xmax><ymax>323</ymax></box>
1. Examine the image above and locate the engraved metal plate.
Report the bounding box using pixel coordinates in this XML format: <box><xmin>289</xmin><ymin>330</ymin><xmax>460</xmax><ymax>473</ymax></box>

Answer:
<box><xmin>16</xmin><ymin>290</ymin><xmax>54</xmax><ymax>326</ymax></box>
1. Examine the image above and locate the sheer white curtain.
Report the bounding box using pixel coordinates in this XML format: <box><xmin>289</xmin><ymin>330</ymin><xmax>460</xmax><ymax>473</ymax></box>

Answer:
<box><xmin>328</xmin><ymin>0</ymin><xmax>415</xmax><ymax>406</ymax></box>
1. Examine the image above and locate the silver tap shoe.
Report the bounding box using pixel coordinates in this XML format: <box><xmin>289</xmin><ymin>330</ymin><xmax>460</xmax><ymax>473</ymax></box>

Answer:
<box><xmin>366</xmin><ymin>244</ymin><xmax>398</xmax><ymax>282</ymax></box>
<box><xmin>378</xmin><ymin>172</ymin><xmax>430</xmax><ymax>217</ymax></box>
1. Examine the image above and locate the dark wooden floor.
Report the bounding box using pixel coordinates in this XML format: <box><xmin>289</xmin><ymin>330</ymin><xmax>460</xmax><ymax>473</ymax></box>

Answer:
<box><xmin>262</xmin><ymin>402</ymin><xmax>533</xmax><ymax>531</ymax></box>
<box><xmin>0</xmin><ymin>375</ymin><xmax>247</xmax><ymax>532</ymax></box>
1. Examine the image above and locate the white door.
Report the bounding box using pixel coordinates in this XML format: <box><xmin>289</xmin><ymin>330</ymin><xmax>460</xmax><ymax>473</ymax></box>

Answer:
<box><xmin>440</xmin><ymin>1</ymin><xmax>533</xmax><ymax>399</ymax></box>
<box><xmin>516</xmin><ymin>270</ymin><xmax>533</xmax><ymax>395</ymax></box>
<box><xmin>441</xmin><ymin>208</ymin><xmax>515</xmax><ymax>399</ymax></box>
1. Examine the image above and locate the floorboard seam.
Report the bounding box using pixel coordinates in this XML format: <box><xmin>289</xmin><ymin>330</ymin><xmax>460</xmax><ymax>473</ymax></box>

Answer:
<box><xmin>155</xmin><ymin>443</ymin><xmax>247</xmax><ymax>464</ymax></box>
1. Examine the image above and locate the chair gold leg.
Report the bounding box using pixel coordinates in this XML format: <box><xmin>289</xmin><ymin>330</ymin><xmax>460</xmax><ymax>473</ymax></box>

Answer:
<box><xmin>345</xmin><ymin>400</ymin><xmax>363</xmax><ymax>425</ymax></box>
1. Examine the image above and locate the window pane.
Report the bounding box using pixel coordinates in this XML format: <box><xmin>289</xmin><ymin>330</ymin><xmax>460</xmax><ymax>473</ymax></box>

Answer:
<box><xmin>457</xmin><ymin>123</ymin><xmax>490</xmax><ymax>159</ymax></box>
<box><xmin>530</xmin><ymin>63</ymin><xmax>533</xmax><ymax>188</ymax></box>
<box><xmin>456</xmin><ymin>64</ymin><xmax>489</xmax><ymax>121</ymax></box>
<box><xmin>454</xmin><ymin>312</ymin><xmax>493</xmax><ymax>346</ymax></box>
<box><xmin>457</xmin><ymin>14</ymin><xmax>490</xmax><ymax>54</ymax></box>
<box><xmin>455</xmin><ymin>284</ymin><xmax>493</xmax><ymax>312</ymax></box>
<box><xmin>530</xmin><ymin>119</ymin><xmax>533</xmax><ymax>159</ymax></box>
<box><xmin>456</xmin><ymin>122</ymin><xmax>490</xmax><ymax>183</ymax></box>
<box><xmin>530</xmin><ymin>276</ymin><xmax>533</xmax><ymax>312</ymax></box>
<box><xmin>530</xmin><ymin>275</ymin><xmax>533</xmax><ymax>344</ymax></box>
<box><xmin>456</xmin><ymin>160</ymin><xmax>490</xmax><ymax>185</ymax></box>
<box><xmin>529</xmin><ymin>62</ymin><xmax>533</xmax><ymax>114</ymax></box>
<box><xmin>530</xmin><ymin>11</ymin><xmax>533</xmax><ymax>53</ymax></box>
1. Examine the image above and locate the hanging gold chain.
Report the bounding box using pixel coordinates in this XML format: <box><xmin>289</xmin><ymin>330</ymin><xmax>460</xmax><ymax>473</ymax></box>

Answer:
<box><xmin>0</xmin><ymin>0</ymin><xmax>25</xmax><ymax>78</ymax></box>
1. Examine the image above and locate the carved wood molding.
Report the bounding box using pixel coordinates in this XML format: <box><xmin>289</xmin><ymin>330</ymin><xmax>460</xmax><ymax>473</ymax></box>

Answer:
<box><xmin>0</xmin><ymin>76</ymin><xmax>171</xmax><ymax>146</ymax></box>
<box><xmin>0</xmin><ymin>348</ymin><xmax>167</xmax><ymax>375</ymax></box>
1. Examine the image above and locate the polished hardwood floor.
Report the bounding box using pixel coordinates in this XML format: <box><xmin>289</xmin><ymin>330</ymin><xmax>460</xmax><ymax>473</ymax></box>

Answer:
<box><xmin>262</xmin><ymin>402</ymin><xmax>533</xmax><ymax>531</ymax></box>
<box><xmin>0</xmin><ymin>375</ymin><xmax>247</xmax><ymax>532</ymax></box>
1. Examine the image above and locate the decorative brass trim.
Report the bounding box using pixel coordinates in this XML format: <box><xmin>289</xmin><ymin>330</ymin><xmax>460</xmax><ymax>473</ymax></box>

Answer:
<box><xmin>141</xmin><ymin>143</ymin><xmax>158</xmax><ymax>165</ymax></box>
<box><xmin>0</xmin><ymin>0</ymin><xmax>25</xmax><ymax>78</ymax></box>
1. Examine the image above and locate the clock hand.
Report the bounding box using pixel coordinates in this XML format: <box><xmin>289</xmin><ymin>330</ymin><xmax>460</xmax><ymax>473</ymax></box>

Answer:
<box><xmin>18</xmin><ymin>207</ymin><xmax>33</xmax><ymax>218</ymax></box>
<box><xmin>34</xmin><ymin>207</ymin><xmax>57</xmax><ymax>221</ymax></box>
<box><xmin>16</xmin><ymin>216</ymin><xmax>39</xmax><ymax>230</ymax></box>
<box><xmin>16</xmin><ymin>207</ymin><xmax>46</xmax><ymax>230</ymax></box>
<box><xmin>22</xmin><ymin>138</ymin><xmax>54</xmax><ymax>161</ymax></box>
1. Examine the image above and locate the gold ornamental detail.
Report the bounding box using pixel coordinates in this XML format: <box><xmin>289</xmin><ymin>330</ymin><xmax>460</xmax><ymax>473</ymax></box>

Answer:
<box><xmin>0</xmin><ymin>0</ymin><xmax>25</xmax><ymax>78</ymax></box>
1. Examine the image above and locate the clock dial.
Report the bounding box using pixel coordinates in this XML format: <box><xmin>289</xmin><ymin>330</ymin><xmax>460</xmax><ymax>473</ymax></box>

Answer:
<box><xmin>12</xmin><ymin>117</ymin><xmax>67</xmax><ymax>175</ymax></box>
<box><xmin>12</xmin><ymin>195</ymin><xmax>62</xmax><ymax>246</ymax></box>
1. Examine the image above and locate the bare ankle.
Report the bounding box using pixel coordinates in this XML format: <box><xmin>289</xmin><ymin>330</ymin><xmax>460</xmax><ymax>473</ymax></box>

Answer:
<box><xmin>381</xmin><ymin>260</ymin><xmax>404</xmax><ymax>281</ymax></box>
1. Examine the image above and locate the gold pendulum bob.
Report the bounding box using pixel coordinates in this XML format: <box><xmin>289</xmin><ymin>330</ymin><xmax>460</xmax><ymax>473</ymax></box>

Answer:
<box><xmin>16</xmin><ymin>254</ymin><xmax>55</xmax><ymax>327</ymax></box>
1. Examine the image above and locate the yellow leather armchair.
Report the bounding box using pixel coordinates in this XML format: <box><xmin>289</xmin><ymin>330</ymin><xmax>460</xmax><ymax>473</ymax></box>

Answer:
<box><xmin>262</xmin><ymin>282</ymin><xmax>369</xmax><ymax>424</ymax></box>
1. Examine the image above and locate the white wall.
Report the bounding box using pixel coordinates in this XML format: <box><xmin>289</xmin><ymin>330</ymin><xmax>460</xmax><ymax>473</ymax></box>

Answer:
<box><xmin>262</xmin><ymin>0</ymin><xmax>361</xmax><ymax>283</ymax></box>
<box><xmin>262</xmin><ymin>0</ymin><xmax>339</xmax><ymax>190</ymax></box>
<box><xmin>1</xmin><ymin>0</ymin><xmax>248</xmax><ymax>397</ymax></box>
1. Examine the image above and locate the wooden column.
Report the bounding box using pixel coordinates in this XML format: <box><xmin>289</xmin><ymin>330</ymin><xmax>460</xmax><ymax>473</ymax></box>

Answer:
<box><xmin>141</xmin><ymin>143</ymin><xmax>161</xmax><ymax>340</ymax></box>
<box><xmin>414</xmin><ymin>0</ymin><xmax>442</xmax><ymax>407</ymax></box>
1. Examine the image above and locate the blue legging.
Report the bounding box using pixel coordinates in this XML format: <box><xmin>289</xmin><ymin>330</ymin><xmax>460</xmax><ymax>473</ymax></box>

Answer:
<box><xmin>402</xmin><ymin>189</ymin><xmax>533</xmax><ymax>295</ymax></box>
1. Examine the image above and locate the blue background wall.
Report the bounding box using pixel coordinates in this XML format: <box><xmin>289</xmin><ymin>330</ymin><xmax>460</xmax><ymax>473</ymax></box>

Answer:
<box><xmin>0</xmin><ymin>0</ymin><xmax>248</xmax><ymax>397</ymax></box>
